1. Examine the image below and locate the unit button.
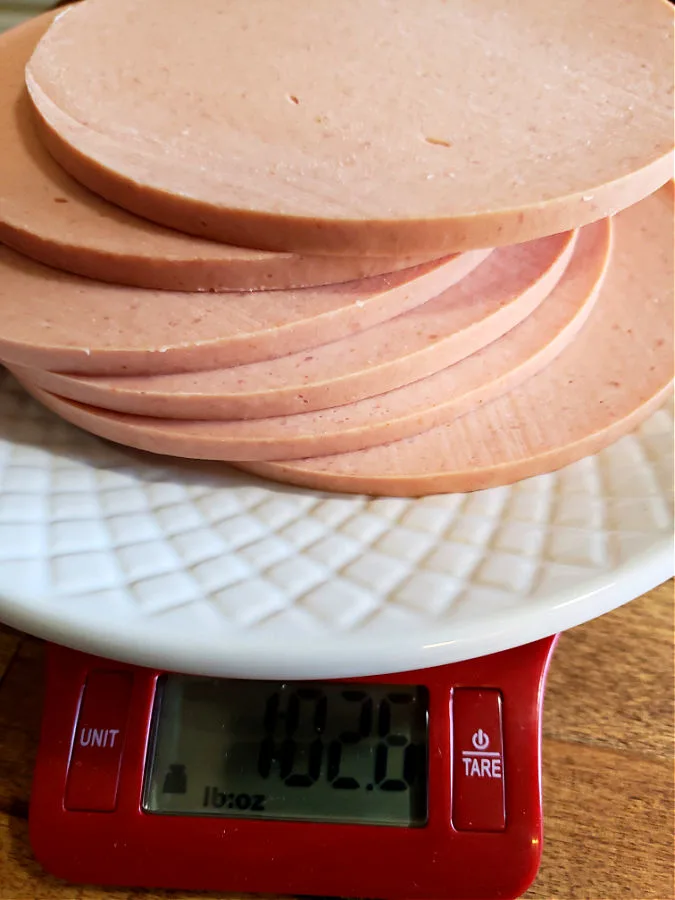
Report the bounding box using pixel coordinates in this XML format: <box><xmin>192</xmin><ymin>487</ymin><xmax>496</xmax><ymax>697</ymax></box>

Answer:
<box><xmin>65</xmin><ymin>671</ymin><xmax>133</xmax><ymax>811</ymax></box>
<box><xmin>452</xmin><ymin>688</ymin><xmax>505</xmax><ymax>831</ymax></box>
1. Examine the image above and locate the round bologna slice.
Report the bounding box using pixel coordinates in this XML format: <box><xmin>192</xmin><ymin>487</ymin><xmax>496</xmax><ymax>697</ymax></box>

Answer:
<box><xmin>235</xmin><ymin>187</ymin><xmax>674</xmax><ymax>492</ymax></box>
<box><xmin>0</xmin><ymin>246</ymin><xmax>487</xmax><ymax>376</ymax></box>
<box><xmin>13</xmin><ymin>219</ymin><xmax>608</xmax><ymax>460</ymax></box>
<box><xmin>12</xmin><ymin>231</ymin><xmax>575</xmax><ymax>419</ymax></box>
<box><xmin>0</xmin><ymin>15</ymin><xmax>430</xmax><ymax>292</ymax></box>
<box><xmin>26</xmin><ymin>0</ymin><xmax>674</xmax><ymax>256</ymax></box>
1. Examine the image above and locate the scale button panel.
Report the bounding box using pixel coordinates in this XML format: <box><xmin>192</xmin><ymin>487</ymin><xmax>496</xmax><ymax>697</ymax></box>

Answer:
<box><xmin>65</xmin><ymin>671</ymin><xmax>134</xmax><ymax>812</ymax></box>
<box><xmin>451</xmin><ymin>688</ymin><xmax>506</xmax><ymax>832</ymax></box>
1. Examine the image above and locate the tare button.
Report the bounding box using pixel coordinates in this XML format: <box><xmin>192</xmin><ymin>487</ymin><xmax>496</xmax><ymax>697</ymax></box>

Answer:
<box><xmin>65</xmin><ymin>671</ymin><xmax>133</xmax><ymax>812</ymax></box>
<box><xmin>452</xmin><ymin>688</ymin><xmax>506</xmax><ymax>831</ymax></box>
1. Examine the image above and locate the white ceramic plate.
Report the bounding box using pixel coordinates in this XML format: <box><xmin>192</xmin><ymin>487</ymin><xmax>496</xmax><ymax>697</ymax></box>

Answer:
<box><xmin>0</xmin><ymin>371</ymin><xmax>672</xmax><ymax>678</ymax></box>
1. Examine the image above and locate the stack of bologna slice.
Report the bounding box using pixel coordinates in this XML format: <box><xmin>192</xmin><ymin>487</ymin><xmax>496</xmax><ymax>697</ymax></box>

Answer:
<box><xmin>0</xmin><ymin>0</ymin><xmax>673</xmax><ymax>496</ymax></box>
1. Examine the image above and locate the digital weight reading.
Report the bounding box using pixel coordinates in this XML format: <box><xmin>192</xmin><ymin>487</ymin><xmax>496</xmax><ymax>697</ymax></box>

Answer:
<box><xmin>29</xmin><ymin>640</ymin><xmax>558</xmax><ymax>896</ymax></box>
<box><xmin>143</xmin><ymin>676</ymin><xmax>429</xmax><ymax>826</ymax></box>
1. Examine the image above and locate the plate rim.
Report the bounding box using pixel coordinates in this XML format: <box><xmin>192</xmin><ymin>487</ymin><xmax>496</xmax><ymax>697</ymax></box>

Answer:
<box><xmin>0</xmin><ymin>373</ymin><xmax>672</xmax><ymax>678</ymax></box>
<box><xmin>0</xmin><ymin>538</ymin><xmax>671</xmax><ymax>678</ymax></box>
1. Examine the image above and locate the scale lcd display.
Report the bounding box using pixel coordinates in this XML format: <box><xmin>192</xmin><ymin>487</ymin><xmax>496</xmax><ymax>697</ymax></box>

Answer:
<box><xmin>143</xmin><ymin>676</ymin><xmax>429</xmax><ymax>826</ymax></box>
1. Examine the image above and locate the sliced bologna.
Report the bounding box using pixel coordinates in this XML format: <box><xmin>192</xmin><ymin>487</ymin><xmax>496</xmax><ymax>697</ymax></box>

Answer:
<box><xmin>11</xmin><ymin>231</ymin><xmax>576</xmax><ymax>419</ymax></box>
<box><xmin>0</xmin><ymin>246</ymin><xmax>487</xmax><ymax>376</ymax></box>
<box><xmin>12</xmin><ymin>219</ymin><xmax>609</xmax><ymax>460</ymax></box>
<box><xmin>26</xmin><ymin>0</ymin><xmax>674</xmax><ymax>256</ymax></box>
<box><xmin>234</xmin><ymin>187</ymin><xmax>674</xmax><ymax>492</ymax></box>
<box><xmin>0</xmin><ymin>15</ymin><xmax>430</xmax><ymax>292</ymax></box>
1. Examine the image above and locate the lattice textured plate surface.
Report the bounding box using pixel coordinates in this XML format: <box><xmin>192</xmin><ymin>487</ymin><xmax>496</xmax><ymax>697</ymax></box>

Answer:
<box><xmin>0</xmin><ymin>370</ymin><xmax>672</xmax><ymax>677</ymax></box>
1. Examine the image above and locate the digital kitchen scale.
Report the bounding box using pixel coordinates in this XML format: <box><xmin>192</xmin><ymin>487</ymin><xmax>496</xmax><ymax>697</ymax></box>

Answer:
<box><xmin>0</xmin><ymin>376</ymin><xmax>672</xmax><ymax>898</ymax></box>
<box><xmin>29</xmin><ymin>636</ymin><xmax>557</xmax><ymax>899</ymax></box>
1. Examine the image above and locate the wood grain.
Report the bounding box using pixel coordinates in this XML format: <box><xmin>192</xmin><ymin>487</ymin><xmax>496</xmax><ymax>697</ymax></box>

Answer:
<box><xmin>0</xmin><ymin>583</ymin><xmax>673</xmax><ymax>900</ymax></box>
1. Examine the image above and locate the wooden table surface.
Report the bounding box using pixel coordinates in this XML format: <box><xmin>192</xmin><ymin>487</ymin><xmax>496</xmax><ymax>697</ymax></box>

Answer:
<box><xmin>0</xmin><ymin>581</ymin><xmax>672</xmax><ymax>900</ymax></box>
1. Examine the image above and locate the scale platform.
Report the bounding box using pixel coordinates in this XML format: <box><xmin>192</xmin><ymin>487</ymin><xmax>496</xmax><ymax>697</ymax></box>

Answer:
<box><xmin>0</xmin><ymin>372</ymin><xmax>672</xmax><ymax>678</ymax></box>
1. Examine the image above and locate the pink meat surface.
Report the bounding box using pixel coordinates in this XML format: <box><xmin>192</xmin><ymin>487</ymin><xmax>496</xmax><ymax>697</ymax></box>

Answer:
<box><xmin>0</xmin><ymin>14</ymin><xmax>433</xmax><ymax>291</ymax></box>
<box><xmin>13</xmin><ymin>218</ymin><xmax>609</xmax><ymax>460</ymax></box>
<box><xmin>13</xmin><ymin>232</ymin><xmax>575</xmax><ymax>418</ymax></box>
<box><xmin>26</xmin><ymin>0</ymin><xmax>674</xmax><ymax>254</ymax></box>
<box><xmin>234</xmin><ymin>188</ymin><xmax>674</xmax><ymax>493</ymax></box>
<box><xmin>0</xmin><ymin>246</ymin><xmax>488</xmax><ymax>375</ymax></box>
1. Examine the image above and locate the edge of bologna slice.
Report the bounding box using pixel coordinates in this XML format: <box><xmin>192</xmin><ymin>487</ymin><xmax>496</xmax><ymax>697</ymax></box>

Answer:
<box><xmin>0</xmin><ymin>13</ymin><xmax>434</xmax><ymax>291</ymax></box>
<box><xmin>11</xmin><ymin>218</ymin><xmax>608</xmax><ymax>461</ymax></box>
<box><xmin>0</xmin><ymin>246</ymin><xmax>488</xmax><ymax>376</ymax></box>
<box><xmin>234</xmin><ymin>187</ymin><xmax>674</xmax><ymax>495</ymax></box>
<box><xmin>26</xmin><ymin>0</ymin><xmax>674</xmax><ymax>256</ymax></box>
<box><xmin>9</xmin><ymin>230</ymin><xmax>576</xmax><ymax>419</ymax></box>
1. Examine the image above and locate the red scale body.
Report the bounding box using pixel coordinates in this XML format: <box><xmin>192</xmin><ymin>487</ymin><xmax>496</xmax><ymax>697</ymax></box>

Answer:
<box><xmin>30</xmin><ymin>636</ymin><xmax>557</xmax><ymax>900</ymax></box>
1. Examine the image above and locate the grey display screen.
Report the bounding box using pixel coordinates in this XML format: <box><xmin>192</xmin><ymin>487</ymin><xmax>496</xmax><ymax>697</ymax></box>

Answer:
<box><xmin>143</xmin><ymin>676</ymin><xmax>428</xmax><ymax>827</ymax></box>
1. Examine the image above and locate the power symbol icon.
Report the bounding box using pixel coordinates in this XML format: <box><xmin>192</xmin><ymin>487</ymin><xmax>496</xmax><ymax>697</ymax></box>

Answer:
<box><xmin>471</xmin><ymin>728</ymin><xmax>490</xmax><ymax>751</ymax></box>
